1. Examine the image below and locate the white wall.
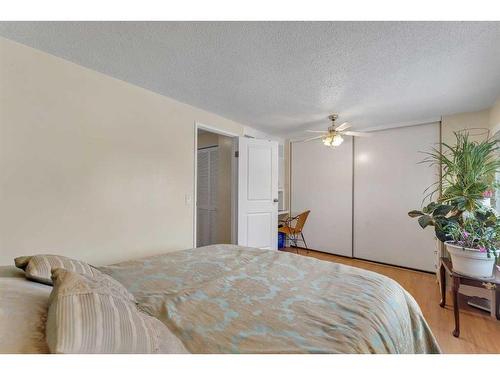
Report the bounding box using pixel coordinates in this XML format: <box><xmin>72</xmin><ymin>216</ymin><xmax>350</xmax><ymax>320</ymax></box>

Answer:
<box><xmin>0</xmin><ymin>37</ymin><xmax>260</xmax><ymax>265</ymax></box>
<box><xmin>291</xmin><ymin>138</ymin><xmax>353</xmax><ymax>257</ymax></box>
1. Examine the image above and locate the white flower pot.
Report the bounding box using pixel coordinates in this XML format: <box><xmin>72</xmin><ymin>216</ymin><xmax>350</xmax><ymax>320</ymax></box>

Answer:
<box><xmin>445</xmin><ymin>241</ymin><xmax>499</xmax><ymax>279</ymax></box>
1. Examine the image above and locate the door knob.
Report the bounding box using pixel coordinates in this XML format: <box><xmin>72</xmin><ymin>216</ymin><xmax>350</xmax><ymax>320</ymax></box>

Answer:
<box><xmin>273</xmin><ymin>198</ymin><xmax>279</xmax><ymax>203</ymax></box>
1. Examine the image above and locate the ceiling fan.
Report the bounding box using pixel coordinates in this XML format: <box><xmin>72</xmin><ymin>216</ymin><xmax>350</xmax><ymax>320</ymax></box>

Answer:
<box><xmin>302</xmin><ymin>114</ymin><xmax>370</xmax><ymax>147</ymax></box>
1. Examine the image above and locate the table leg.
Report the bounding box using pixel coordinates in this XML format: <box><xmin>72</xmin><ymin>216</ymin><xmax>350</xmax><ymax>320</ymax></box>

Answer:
<box><xmin>439</xmin><ymin>263</ymin><xmax>446</xmax><ymax>308</ymax></box>
<box><xmin>452</xmin><ymin>275</ymin><xmax>460</xmax><ymax>338</ymax></box>
<box><xmin>496</xmin><ymin>289</ymin><xmax>500</xmax><ymax>321</ymax></box>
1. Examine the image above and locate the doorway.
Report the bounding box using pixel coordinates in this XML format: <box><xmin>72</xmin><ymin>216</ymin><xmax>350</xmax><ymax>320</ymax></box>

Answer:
<box><xmin>195</xmin><ymin>126</ymin><xmax>237</xmax><ymax>247</ymax></box>
<box><xmin>194</xmin><ymin>124</ymin><xmax>280</xmax><ymax>250</ymax></box>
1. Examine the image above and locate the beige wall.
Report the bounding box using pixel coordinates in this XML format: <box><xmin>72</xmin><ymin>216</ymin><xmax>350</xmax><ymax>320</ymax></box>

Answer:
<box><xmin>441</xmin><ymin>108</ymin><xmax>491</xmax><ymax>145</ymax></box>
<box><xmin>0</xmin><ymin>37</ymin><xmax>257</xmax><ymax>265</ymax></box>
<box><xmin>284</xmin><ymin>141</ymin><xmax>291</xmax><ymax>212</ymax></box>
<box><xmin>490</xmin><ymin>97</ymin><xmax>500</xmax><ymax>136</ymax></box>
<box><xmin>442</xmin><ymin>96</ymin><xmax>500</xmax><ymax>144</ymax></box>
<box><xmin>197</xmin><ymin>130</ymin><xmax>219</xmax><ymax>148</ymax></box>
<box><xmin>196</xmin><ymin>130</ymin><xmax>233</xmax><ymax>244</ymax></box>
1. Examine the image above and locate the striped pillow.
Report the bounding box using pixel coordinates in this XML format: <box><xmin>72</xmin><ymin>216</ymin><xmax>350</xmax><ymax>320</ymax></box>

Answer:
<box><xmin>46</xmin><ymin>268</ymin><xmax>188</xmax><ymax>354</ymax></box>
<box><xmin>14</xmin><ymin>254</ymin><xmax>98</xmax><ymax>285</ymax></box>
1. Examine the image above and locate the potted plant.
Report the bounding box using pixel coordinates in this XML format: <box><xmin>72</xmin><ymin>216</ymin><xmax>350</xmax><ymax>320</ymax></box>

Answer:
<box><xmin>444</xmin><ymin>210</ymin><xmax>499</xmax><ymax>278</ymax></box>
<box><xmin>408</xmin><ymin>131</ymin><xmax>500</xmax><ymax>278</ymax></box>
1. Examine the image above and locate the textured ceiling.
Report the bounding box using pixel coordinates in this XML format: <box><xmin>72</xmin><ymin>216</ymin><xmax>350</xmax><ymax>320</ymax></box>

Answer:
<box><xmin>1</xmin><ymin>21</ymin><xmax>500</xmax><ymax>136</ymax></box>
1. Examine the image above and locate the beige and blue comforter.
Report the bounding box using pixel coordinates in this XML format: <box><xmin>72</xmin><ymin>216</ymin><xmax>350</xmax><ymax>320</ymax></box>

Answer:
<box><xmin>99</xmin><ymin>245</ymin><xmax>440</xmax><ymax>354</ymax></box>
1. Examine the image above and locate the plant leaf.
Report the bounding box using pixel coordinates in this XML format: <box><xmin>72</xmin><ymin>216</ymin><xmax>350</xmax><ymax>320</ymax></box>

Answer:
<box><xmin>432</xmin><ymin>205</ymin><xmax>454</xmax><ymax>217</ymax></box>
<box><xmin>418</xmin><ymin>215</ymin><xmax>434</xmax><ymax>229</ymax></box>
<box><xmin>408</xmin><ymin>210</ymin><xmax>424</xmax><ymax>218</ymax></box>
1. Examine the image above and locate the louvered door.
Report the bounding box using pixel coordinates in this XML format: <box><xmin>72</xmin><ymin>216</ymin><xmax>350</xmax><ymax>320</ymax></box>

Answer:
<box><xmin>197</xmin><ymin>147</ymin><xmax>218</xmax><ymax>247</ymax></box>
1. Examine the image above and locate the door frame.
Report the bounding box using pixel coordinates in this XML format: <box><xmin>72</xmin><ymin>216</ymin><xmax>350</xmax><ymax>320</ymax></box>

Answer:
<box><xmin>193</xmin><ymin>122</ymin><xmax>239</xmax><ymax>248</ymax></box>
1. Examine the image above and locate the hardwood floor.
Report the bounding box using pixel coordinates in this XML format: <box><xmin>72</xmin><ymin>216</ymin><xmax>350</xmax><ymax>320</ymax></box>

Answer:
<box><xmin>282</xmin><ymin>247</ymin><xmax>500</xmax><ymax>354</ymax></box>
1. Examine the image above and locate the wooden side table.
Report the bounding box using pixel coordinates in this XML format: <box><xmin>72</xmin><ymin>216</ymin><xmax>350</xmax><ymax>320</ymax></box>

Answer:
<box><xmin>439</xmin><ymin>257</ymin><xmax>500</xmax><ymax>338</ymax></box>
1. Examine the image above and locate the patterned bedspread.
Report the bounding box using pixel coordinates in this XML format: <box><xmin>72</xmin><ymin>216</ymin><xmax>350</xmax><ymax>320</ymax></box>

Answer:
<box><xmin>99</xmin><ymin>245</ymin><xmax>440</xmax><ymax>354</ymax></box>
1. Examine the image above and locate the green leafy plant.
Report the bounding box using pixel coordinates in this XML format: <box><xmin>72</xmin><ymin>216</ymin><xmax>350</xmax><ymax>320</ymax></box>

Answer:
<box><xmin>408</xmin><ymin>131</ymin><xmax>500</xmax><ymax>249</ymax></box>
<box><xmin>408</xmin><ymin>202</ymin><xmax>458</xmax><ymax>242</ymax></box>
<box><xmin>422</xmin><ymin>132</ymin><xmax>500</xmax><ymax>211</ymax></box>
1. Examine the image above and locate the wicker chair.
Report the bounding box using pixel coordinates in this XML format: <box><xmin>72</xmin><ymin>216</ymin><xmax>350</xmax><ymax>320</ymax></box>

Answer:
<box><xmin>278</xmin><ymin>210</ymin><xmax>310</xmax><ymax>250</ymax></box>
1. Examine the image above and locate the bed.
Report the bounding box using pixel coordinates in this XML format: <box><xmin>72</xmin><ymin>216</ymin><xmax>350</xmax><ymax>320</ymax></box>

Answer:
<box><xmin>98</xmin><ymin>244</ymin><xmax>440</xmax><ymax>353</ymax></box>
<box><xmin>0</xmin><ymin>266</ymin><xmax>51</xmax><ymax>353</ymax></box>
<box><xmin>0</xmin><ymin>244</ymin><xmax>440</xmax><ymax>354</ymax></box>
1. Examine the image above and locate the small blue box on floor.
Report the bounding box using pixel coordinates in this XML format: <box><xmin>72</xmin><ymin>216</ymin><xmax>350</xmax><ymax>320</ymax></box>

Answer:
<box><xmin>278</xmin><ymin>232</ymin><xmax>285</xmax><ymax>249</ymax></box>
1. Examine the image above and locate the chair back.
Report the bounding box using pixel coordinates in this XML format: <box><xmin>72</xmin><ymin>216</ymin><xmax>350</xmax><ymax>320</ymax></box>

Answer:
<box><xmin>294</xmin><ymin>210</ymin><xmax>310</xmax><ymax>232</ymax></box>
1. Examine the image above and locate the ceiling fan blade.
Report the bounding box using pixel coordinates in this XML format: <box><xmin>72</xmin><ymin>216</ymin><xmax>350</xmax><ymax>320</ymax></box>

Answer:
<box><xmin>306</xmin><ymin>130</ymin><xmax>328</xmax><ymax>133</ymax></box>
<box><xmin>334</xmin><ymin>122</ymin><xmax>351</xmax><ymax>132</ymax></box>
<box><xmin>343</xmin><ymin>131</ymin><xmax>371</xmax><ymax>137</ymax></box>
<box><xmin>300</xmin><ymin>135</ymin><xmax>324</xmax><ymax>142</ymax></box>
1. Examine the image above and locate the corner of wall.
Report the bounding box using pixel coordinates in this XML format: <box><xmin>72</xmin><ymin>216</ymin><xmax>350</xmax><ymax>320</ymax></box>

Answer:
<box><xmin>489</xmin><ymin>97</ymin><xmax>500</xmax><ymax>135</ymax></box>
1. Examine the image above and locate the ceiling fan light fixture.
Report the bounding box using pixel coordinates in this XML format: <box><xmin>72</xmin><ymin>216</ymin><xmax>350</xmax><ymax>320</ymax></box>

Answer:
<box><xmin>323</xmin><ymin>133</ymin><xmax>344</xmax><ymax>147</ymax></box>
<box><xmin>322</xmin><ymin>135</ymin><xmax>333</xmax><ymax>146</ymax></box>
<box><xmin>331</xmin><ymin>134</ymin><xmax>344</xmax><ymax>146</ymax></box>
<box><xmin>304</xmin><ymin>113</ymin><xmax>368</xmax><ymax>146</ymax></box>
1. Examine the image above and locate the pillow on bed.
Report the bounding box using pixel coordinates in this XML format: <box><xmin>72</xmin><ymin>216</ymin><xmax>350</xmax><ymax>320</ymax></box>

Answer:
<box><xmin>14</xmin><ymin>254</ymin><xmax>99</xmax><ymax>285</ymax></box>
<box><xmin>46</xmin><ymin>268</ymin><xmax>188</xmax><ymax>354</ymax></box>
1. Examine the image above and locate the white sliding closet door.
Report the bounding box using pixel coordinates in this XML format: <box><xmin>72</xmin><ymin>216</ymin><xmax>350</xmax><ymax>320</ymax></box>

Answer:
<box><xmin>197</xmin><ymin>147</ymin><xmax>218</xmax><ymax>247</ymax></box>
<box><xmin>291</xmin><ymin>138</ymin><xmax>353</xmax><ymax>257</ymax></box>
<box><xmin>353</xmin><ymin>123</ymin><xmax>439</xmax><ymax>272</ymax></box>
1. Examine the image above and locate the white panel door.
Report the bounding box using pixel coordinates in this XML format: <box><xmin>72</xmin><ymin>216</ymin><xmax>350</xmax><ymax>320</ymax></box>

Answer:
<box><xmin>353</xmin><ymin>123</ymin><xmax>439</xmax><ymax>272</ymax></box>
<box><xmin>291</xmin><ymin>138</ymin><xmax>353</xmax><ymax>256</ymax></box>
<box><xmin>238</xmin><ymin>137</ymin><xmax>278</xmax><ymax>250</ymax></box>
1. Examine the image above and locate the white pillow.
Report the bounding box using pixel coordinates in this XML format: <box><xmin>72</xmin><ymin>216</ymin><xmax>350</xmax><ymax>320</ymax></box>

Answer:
<box><xmin>15</xmin><ymin>254</ymin><xmax>99</xmax><ymax>285</ymax></box>
<box><xmin>46</xmin><ymin>268</ymin><xmax>188</xmax><ymax>354</ymax></box>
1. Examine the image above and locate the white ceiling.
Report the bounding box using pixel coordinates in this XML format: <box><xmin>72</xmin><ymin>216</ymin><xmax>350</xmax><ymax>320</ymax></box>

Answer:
<box><xmin>1</xmin><ymin>21</ymin><xmax>499</xmax><ymax>136</ymax></box>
